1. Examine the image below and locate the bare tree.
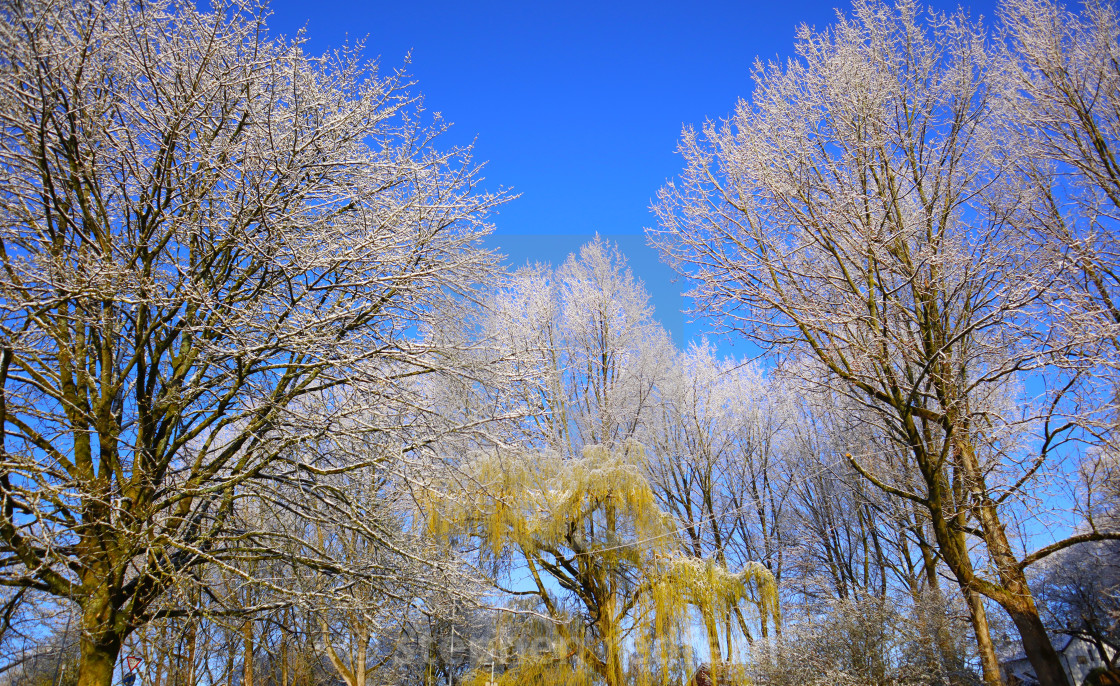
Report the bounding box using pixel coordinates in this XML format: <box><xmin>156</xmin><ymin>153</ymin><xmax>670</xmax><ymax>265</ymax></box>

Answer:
<box><xmin>1033</xmin><ymin>539</ymin><xmax>1120</xmax><ymax>669</ymax></box>
<box><xmin>483</xmin><ymin>236</ymin><xmax>673</xmax><ymax>458</ymax></box>
<box><xmin>644</xmin><ymin>344</ymin><xmax>792</xmax><ymax>657</ymax></box>
<box><xmin>650</xmin><ymin>2</ymin><xmax>1120</xmax><ymax>684</ymax></box>
<box><xmin>0</xmin><ymin>0</ymin><xmax>503</xmax><ymax>684</ymax></box>
<box><xmin>782</xmin><ymin>380</ymin><xmax>980</xmax><ymax>685</ymax></box>
<box><xmin>1001</xmin><ymin>0</ymin><xmax>1120</xmax><ymax>445</ymax></box>
<box><xmin>431</xmin><ymin>239</ymin><xmax>783</xmax><ymax>685</ymax></box>
<box><xmin>295</xmin><ymin>457</ymin><xmax>467</xmax><ymax>686</ymax></box>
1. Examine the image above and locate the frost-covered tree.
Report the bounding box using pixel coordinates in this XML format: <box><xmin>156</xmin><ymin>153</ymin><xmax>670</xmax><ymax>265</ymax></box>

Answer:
<box><xmin>0</xmin><ymin>0</ymin><xmax>503</xmax><ymax>684</ymax></box>
<box><xmin>1033</xmin><ymin>539</ymin><xmax>1120</xmax><ymax>669</ymax></box>
<box><xmin>644</xmin><ymin>344</ymin><xmax>791</xmax><ymax>657</ymax></box>
<box><xmin>429</xmin><ymin>239</ymin><xmax>783</xmax><ymax>683</ymax></box>
<box><xmin>1002</xmin><ymin>0</ymin><xmax>1120</xmax><ymax>445</ymax></box>
<box><xmin>651</xmin><ymin>2</ymin><xmax>1120</xmax><ymax>684</ymax></box>
<box><xmin>485</xmin><ymin>237</ymin><xmax>673</xmax><ymax>457</ymax></box>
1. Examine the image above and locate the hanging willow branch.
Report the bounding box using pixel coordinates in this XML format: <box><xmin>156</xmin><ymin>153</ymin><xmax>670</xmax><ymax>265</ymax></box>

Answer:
<box><xmin>424</xmin><ymin>442</ymin><xmax>778</xmax><ymax>685</ymax></box>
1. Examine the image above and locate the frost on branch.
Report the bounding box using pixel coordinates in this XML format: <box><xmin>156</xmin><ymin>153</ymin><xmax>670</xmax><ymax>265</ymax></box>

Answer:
<box><xmin>0</xmin><ymin>0</ymin><xmax>504</xmax><ymax>683</ymax></box>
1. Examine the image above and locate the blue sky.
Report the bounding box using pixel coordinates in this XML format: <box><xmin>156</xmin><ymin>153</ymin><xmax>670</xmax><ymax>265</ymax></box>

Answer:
<box><xmin>265</xmin><ymin>0</ymin><xmax>997</xmax><ymax>350</ymax></box>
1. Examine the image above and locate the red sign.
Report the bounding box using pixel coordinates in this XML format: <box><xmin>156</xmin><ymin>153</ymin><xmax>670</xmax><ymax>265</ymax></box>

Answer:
<box><xmin>125</xmin><ymin>656</ymin><xmax>142</xmax><ymax>672</ymax></box>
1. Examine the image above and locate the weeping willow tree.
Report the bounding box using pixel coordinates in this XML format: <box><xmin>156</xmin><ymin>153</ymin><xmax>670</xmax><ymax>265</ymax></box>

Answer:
<box><xmin>662</xmin><ymin>557</ymin><xmax>780</xmax><ymax>669</ymax></box>
<box><xmin>426</xmin><ymin>442</ymin><xmax>779</xmax><ymax>686</ymax></box>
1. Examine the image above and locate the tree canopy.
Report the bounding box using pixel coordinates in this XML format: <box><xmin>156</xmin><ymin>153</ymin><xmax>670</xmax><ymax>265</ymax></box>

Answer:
<box><xmin>2</xmin><ymin>1</ymin><xmax>1120</xmax><ymax>685</ymax></box>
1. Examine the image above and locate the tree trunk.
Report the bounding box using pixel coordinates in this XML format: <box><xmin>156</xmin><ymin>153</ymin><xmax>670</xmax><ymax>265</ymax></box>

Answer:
<box><xmin>243</xmin><ymin>621</ymin><xmax>254</xmax><ymax>686</ymax></box>
<box><xmin>354</xmin><ymin>626</ymin><xmax>368</xmax><ymax>686</ymax></box>
<box><xmin>77</xmin><ymin>631</ymin><xmax>122</xmax><ymax>686</ymax></box>
<box><xmin>724</xmin><ymin>607</ymin><xmax>734</xmax><ymax>661</ymax></box>
<box><xmin>732</xmin><ymin>604</ymin><xmax>756</xmax><ymax>643</ymax></box>
<box><xmin>955</xmin><ymin>438</ymin><xmax>1070</xmax><ymax>686</ymax></box>
<box><xmin>184</xmin><ymin>621</ymin><xmax>197</xmax><ymax>686</ymax></box>
<box><xmin>963</xmin><ymin>585</ymin><xmax>1004</xmax><ymax>686</ymax></box>
<box><xmin>280</xmin><ymin>636</ymin><xmax>289</xmax><ymax>686</ymax></box>
<box><xmin>1087</xmin><ymin>628</ymin><xmax>1112</xmax><ymax>666</ymax></box>
<box><xmin>596</xmin><ymin>603</ymin><xmax>625</xmax><ymax>686</ymax></box>
<box><xmin>930</xmin><ymin>504</ymin><xmax>1066</xmax><ymax>686</ymax></box>
<box><xmin>76</xmin><ymin>593</ymin><xmax>124</xmax><ymax>686</ymax></box>
<box><xmin>603</xmin><ymin>501</ymin><xmax>624</xmax><ymax>686</ymax></box>
<box><xmin>1008</xmin><ymin>607</ymin><xmax>1071</xmax><ymax>686</ymax></box>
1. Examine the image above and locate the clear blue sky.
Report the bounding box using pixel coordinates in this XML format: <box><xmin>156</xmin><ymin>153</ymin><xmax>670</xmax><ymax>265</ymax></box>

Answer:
<box><xmin>265</xmin><ymin>0</ymin><xmax>997</xmax><ymax>350</ymax></box>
